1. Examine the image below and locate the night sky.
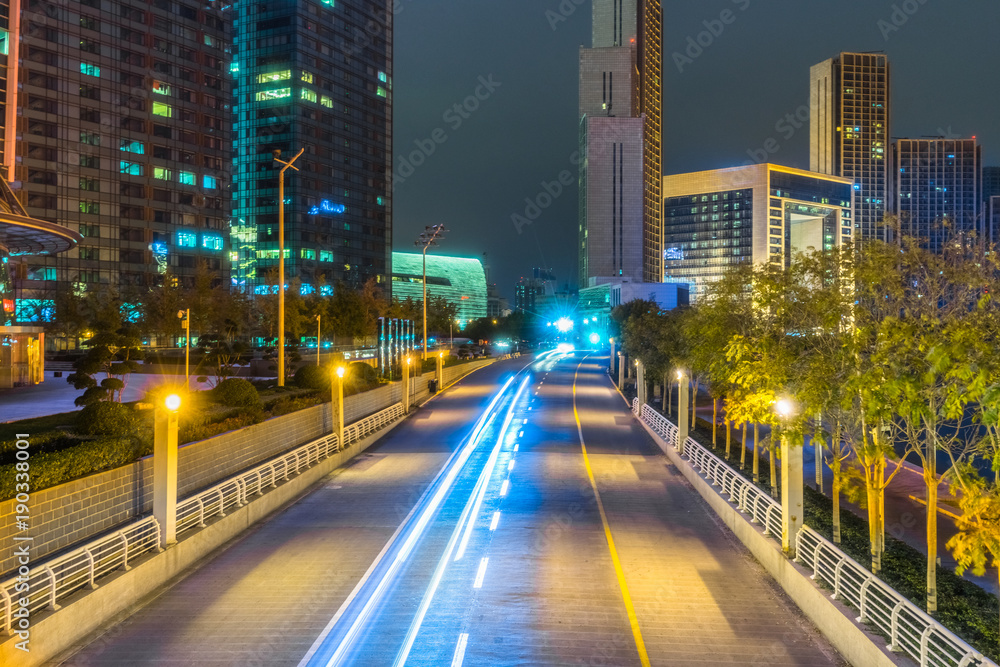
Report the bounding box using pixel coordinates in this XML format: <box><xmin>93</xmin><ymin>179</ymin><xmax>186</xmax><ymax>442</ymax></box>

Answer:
<box><xmin>392</xmin><ymin>0</ymin><xmax>999</xmax><ymax>302</ymax></box>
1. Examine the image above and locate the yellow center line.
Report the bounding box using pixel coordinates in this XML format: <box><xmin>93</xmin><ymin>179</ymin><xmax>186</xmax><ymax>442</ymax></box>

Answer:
<box><xmin>573</xmin><ymin>357</ymin><xmax>651</xmax><ymax>667</ymax></box>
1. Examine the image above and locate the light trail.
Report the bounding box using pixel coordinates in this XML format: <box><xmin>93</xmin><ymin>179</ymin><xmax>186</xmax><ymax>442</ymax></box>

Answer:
<box><xmin>299</xmin><ymin>375</ymin><xmax>518</xmax><ymax>667</ymax></box>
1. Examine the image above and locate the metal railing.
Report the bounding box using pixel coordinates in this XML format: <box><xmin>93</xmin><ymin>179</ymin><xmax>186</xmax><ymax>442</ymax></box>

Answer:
<box><xmin>797</xmin><ymin>526</ymin><xmax>992</xmax><ymax>667</ymax></box>
<box><xmin>631</xmin><ymin>398</ymin><xmax>995</xmax><ymax>667</ymax></box>
<box><xmin>0</xmin><ymin>402</ymin><xmax>406</xmax><ymax>633</ymax></box>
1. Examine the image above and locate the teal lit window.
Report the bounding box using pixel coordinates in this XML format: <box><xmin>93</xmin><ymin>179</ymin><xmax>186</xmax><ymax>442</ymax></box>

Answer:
<box><xmin>154</xmin><ymin>167</ymin><xmax>172</xmax><ymax>180</ymax></box>
<box><xmin>378</xmin><ymin>71</ymin><xmax>387</xmax><ymax>83</ymax></box>
<box><xmin>120</xmin><ymin>139</ymin><xmax>144</xmax><ymax>154</ymax></box>
<box><xmin>300</xmin><ymin>283</ymin><xmax>314</xmax><ymax>295</ymax></box>
<box><xmin>152</xmin><ymin>81</ymin><xmax>171</xmax><ymax>96</ymax></box>
<box><xmin>256</xmin><ymin>88</ymin><xmax>290</xmax><ymax>101</ymax></box>
<box><xmin>81</xmin><ymin>62</ymin><xmax>100</xmax><ymax>77</ymax></box>
<box><xmin>120</xmin><ymin>161</ymin><xmax>142</xmax><ymax>175</ymax></box>
<box><xmin>301</xmin><ymin>89</ymin><xmax>317</xmax><ymax>103</ymax></box>
<box><xmin>177</xmin><ymin>232</ymin><xmax>196</xmax><ymax>247</ymax></box>
<box><xmin>319</xmin><ymin>250</ymin><xmax>333</xmax><ymax>262</ymax></box>
<box><xmin>203</xmin><ymin>175</ymin><xmax>218</xmax><ymax>189</ymax></box>
<box><xmin>178</xmin><ymin>171</ymin><xmax>195</xmax><ymax>185</ymax></box>
<box><xmin>0</xmin><ymin>30</ymin><xmax>8</xmax><ymax>56</ymax></box>
<box><xmin>15</xmin><ymin>299</ymin><xmax>56</xmax><ymax>323</ymax></box>
<box><xmin>202</xmin><ymin>235</ymin><xmax>223</xmax><ymax>251</ymax></box>
<box><xmin>376</xmin><ymin>196</ymin><xmax>383</xmax><ymax>205</ymax></box>
<box><xmin>321</xmin><ymin>0</ymin><xmax>334</xmax><ymax>6</ymax></box>
<box><xmin>301</xmin><ymin>248</ymin><xmax>315</xmax><ymax>260</ymax></box>
<box><xmin>152</xmin><ymin>102</ymin><xmax>173</xmax><ymax>117</ymax></box>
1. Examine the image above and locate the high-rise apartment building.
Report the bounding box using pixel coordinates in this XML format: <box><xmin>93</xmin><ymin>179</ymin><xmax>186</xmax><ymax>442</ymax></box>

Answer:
<box><xmin>662</xmin><ymin>164</ymin><xmax>853</xmax><ymax>301</ymax></box>
<box><xmin>231</xmin><ymin>0</ymin><xmax>392</xmax><ymax>296</ymax></box>
<box><xmin>578</xmin><ymin>0</ymin><xmax>662</xmax><ymax>287</ymax></box>
<box><xmin>890</xmin><ymin>138</ymin><xmax>982</xmax><ymax>250</ymax></box>
<box><xmin>810</xmin><ymin>52</ymin><xmax>890</xmax><ymax>243</ymax></box>
<box><xmin>9</xmin><ymin>0</ymin><xmax>232</xmax><ymax>325</ymax></box>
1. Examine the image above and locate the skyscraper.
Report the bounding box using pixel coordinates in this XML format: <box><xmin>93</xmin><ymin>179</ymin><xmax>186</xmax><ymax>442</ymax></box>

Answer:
<box><xmin>578</xmin><ymin>0</ymin><xmax>662</xmax><ymax>287</ymax></box>
<box><xmin>231</xmin><ymin>0</ymin><xmax>392</xmax><ymax>297</ymax></box>
<box><xmin>810</xmin><ymin>52</ymin><xmax>890</xmax><ymax>243</ymax></box>
<box><xmin>890</xmin><ymin>138</ymin><xmax>982</xmax><ymax>250</ymax></box>
<box><xmin>9</xmin><ymin>0</ymin><xmax>232</xmax><ymax>326</ymax></box>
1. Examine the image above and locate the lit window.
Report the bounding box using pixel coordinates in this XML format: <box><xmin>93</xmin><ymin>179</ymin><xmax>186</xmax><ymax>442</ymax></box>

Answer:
<box><xmin>203</xmin><ymin>175</ymin><xmax>218</xmax><ymax>189</ymax></box>
<box><xmin>179</xmin><ymin>171</ymin><xmax>195</xmax><ymax>185</ymax></box>
<box><xmin>255</xmin><ymin>88</ymin><xmax>290</xmax><ymax>101</ymax></box>
<box><xmin>202</xmin><ymin>234</ymin><xmax>223</xmax><ymax>250</ymax></box>
<box><xmin>154</xmin><ymin>167</ymin><xmax>172</xmax><ymax>180</ymax></box>
<box><xmin>79</xmin><ymin>200</ymin><xmax>100</xmax><ymax>214</ymax></box>
<box><xmin>152</xmin><ymin>81</ymin><xmax>172</xmax><ymax>96</ymax></box>
<box><xmin>378</xmin><ymin>71</ymin><xmax>387</xmax><ymax>83</ymax></box>
<box><xmin>320</xmin><ymin>285</ymin><xmax>333</xmax><ymax>296</ymax></box>
<box><xmin>301</xmin><ymin>89</ymin><xmax>317</xmax><ymax>103</ymax></box>
<box><xmin>301</xmin><ymin>71</ymin><xmax>314</xmax><ymax>83</ymax></box>
<box><xmin>320</xmin><ymin>250</ymin><xmax>333</xmax><ymax>262</ymax></box>
<box><xmin>120</xmin><ymin>139</ymin><xmax>144</xmax><ymax>154</ymax></box>
<box><xmin>376</xmin><ymin>87</ymin><xmax>387</xmax><ymax>97</ymax></box>
<box><xmin>152</xmin><ymin>102</ymin><xmax>173</xmax><ymax>117</ymax></box>
<box><xmin>301</xmin><ymin>248</ymin><xmax>315</xmax><ymax>260</ymax></box>
<box><xmin>120</xmin><ymin>161</ymin><xmax>143</xmax><ymax>176</ymax></box>
<box><xmin>177</xmin><ymin>232</ymin><xmax>197</xmax><ymax>247</ymax></box>
<box><xmin>376</xmin><ymin>196</ymin><xmax>383</xmax><ymax>205</ymax></box>
<box><xmin>321</xmin><ymin>95</ymin><xmax>333</xmax><ymax>108</ymax></box>
<box><xmin>300</xmin><ymin>283</ymin><xmax>314</xmax><ymax>295</ymax></box>
<box><xmin>256</xmin><ymin>70</ymin><xmax>291</xmax><ymax>83</ymax></box>
<box><xmin>81</xmin><ymin>62</ymin><xmax>100</xmax><ymax>77</ymax></box>
<box><xmin>80</xmin><ymin>131</ymin><xmax>101</xmax><ymax>146</ymax></box>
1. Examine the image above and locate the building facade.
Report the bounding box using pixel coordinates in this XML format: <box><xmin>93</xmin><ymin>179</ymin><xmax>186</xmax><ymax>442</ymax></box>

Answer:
<box><xmin>9</xmin><ymin>0</ymin><xmax>232</xmax><ymax>326</ymax></box>
<box><xmin>578</xmin><ymin>0</ymin><xmax>662</xmax><ymax>287</ymax></box>
<box><xmin>810</xmin><ymin>52</ymin><xmax>890</xmax><ymax>243</ymax></box>
<box><xmin>662</xmin><ymin>164</ymin><xmax>853</xmax><ymax>301</ymax></box>
<box><xmin>514</xmin><ymin>268</ymin><xmax>555</xmax><ymax>314</ymax></box>
<box><xmin>391</xmin><ymin>252</ymin><xmax>486</xmax><ymax>324</ymax></box>
<box><xmin>231</xmin><ymin>0</ymin><xmax>392</xmax><ymax>296</ymax></box>
<box><xmin>890</xmin><ymin>138</ymin><xmax>982</xmax><ymax>250</ymax></box>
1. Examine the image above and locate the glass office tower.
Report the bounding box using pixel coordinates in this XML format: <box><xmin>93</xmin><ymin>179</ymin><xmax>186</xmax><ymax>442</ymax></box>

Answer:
<box><xmin>231</xmin><ymin>0</ymin><xmax>392</xmax><ymax>296</ymax></box>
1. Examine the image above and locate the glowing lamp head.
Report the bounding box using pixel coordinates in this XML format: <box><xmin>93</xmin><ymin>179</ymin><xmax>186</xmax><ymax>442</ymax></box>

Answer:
<box><xmin>589</xmin><ymin>332</ymin><xmax>600</xmax><ymax>345</ymax></box>
<box><xmin>336</xmin><ymin>366</ymin><xmax>345</xmax><ymax>378</ymax></box>
<box><xmin>164</xmin><ymin>394</ymin><xmax>182</xmax><ymax>411</ymax></box>
<box><xmin>438</xmin><ymin>351</ymin><xmax>443</xmax><ymax>358</ymax></box>
<box><xmin>676</xmin><ymin>369</ymin><xmax>685</xmax><ymax>381</ymax></box>
<box><xmin>406</xmin><ymin>357</ymin><xmax>411</xmax><ymax>365</ymax></box>
<box><xmin>776</xmin><ymin>398</ymin><xmax>795</xmax><ymax>419</ymax></box>
<box><xmin>555</xmin><ymin>317</ymin><xmax>573</xmax><ymax>333</ymax></box>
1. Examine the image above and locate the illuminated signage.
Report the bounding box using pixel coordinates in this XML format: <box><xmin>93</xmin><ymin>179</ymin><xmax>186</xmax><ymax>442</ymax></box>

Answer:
<box><xmin>308</xmin><ymin>200</ymin><xmax>346</xmax><ymax>215</ymax></box>
<box><xmin>664</xmin><ymin>247</ymin><xmax>684</xmax><ymax>261</ymax></box>
<box><xmin>2</xmin><ymin>298</ymin><xmax>14</xmax><ymax>314</ymax></box>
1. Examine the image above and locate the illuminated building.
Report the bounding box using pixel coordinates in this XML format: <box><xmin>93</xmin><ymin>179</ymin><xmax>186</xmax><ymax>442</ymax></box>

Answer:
<box><xmin>0</xmin><ymin>179</ymin><xmax>80</xmax><ymax>386</ymax></box>
<box><xmin>662</xmin><ymin>164</ymin><xmax>853</xmax><ymax>301</ymax></box>
<box><xmin>578</xmin><ymin>0</ymin><xmax>662</xmax><ymax>286</ymax></box>
<box><xmin>231</xmin><ymin>0</ymin><xmax>392</xmax><ymax>295</ymax></box>
<box><xmin>391</xmin><ymin>252</ymin><xmax>486</xmax><ymax>323</ymax></box>
<box><xmin>890</xmin><ymin>138</ymin><xmax>982</xmax><ymax>250</ymax></box>
<box><xmin>983</xmin><ymin>167</ymin><xmax>1000</xmax><ymax>243</ymax></box>
<box><xmin>9</xmin><ymin>0</ymin><xmax>232</xmax><ymax>328</ymax></box>
<box><xmin>514</xmin><ymin>268</ymin><xmax>555</xmax><ymax>314</ymax></box>
<box><xmin>810</xmin><ymin>52</ymin><xmax>890</xmax><ymax>243</ymax></box>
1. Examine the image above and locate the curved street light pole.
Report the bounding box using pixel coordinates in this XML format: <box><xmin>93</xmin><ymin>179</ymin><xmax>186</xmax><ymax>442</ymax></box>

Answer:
<box><xmin>274</xmin><ymin>148</ymin><xmax>304</xmax><ymax>387</ymax></box>
<box><xmin>414</xmin><ymin>224</ymin><xmax>448</xmax><ymax>360</ymax></box>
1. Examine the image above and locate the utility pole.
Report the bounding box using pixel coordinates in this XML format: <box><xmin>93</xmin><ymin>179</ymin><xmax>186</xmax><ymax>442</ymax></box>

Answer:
<box><xmin>273</xmin><ymin>147</ymin><xmax>305</xmax><ymax>387</ymax></box>
<box><xmin>414</xmin><ymin>225</ymin><xmax>448</xmax><ymax>360</ymax></box>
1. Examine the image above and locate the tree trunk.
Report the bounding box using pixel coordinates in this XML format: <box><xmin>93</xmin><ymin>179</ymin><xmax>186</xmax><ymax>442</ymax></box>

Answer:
<box><xmin>690</xmin><ymin>378</ymin><xmax>697</xmax><ymax>428</ymax></box>
<box><xmin>741</xmin><ymin>424</ymin><xmax>747</xmax><ymax>469</ymax></box>
<box><xmin>726</xmin><ymin>418</ymin><xmax>732</xmax><ymax>459</ymax></box>
<box><xmin>832</xmin><ymin>465</ymin><xmax>841</xmax><ymax>544</ymax></box>
<box><xmin>814</xmin><ymin>413</ymin><xmax>824</xmax><ymax>494</ymax></box>
<box><xmin>867</xmin><ymin>481</ymin><xmax>881</xmax><ymax>574</ymax></box>
<box><xmin>926</xmin><ymin>448</ymin><xmax>938</xmax><ymax>614</ymax></box>
<box><xmin>712</xmin><ymin>399</ymin><xmax>718</xmax><ymax>448</ymax></box>
<box><xmin>753</xmin><ymin>423</ymin><xmax>760</xmax><ymax>483</ymax></box>
<box><xmin>667</xmin><ymin>381</ymin><xmax>672</xmax><ymax>417</ymax></box>
<box><xmin>769</xmin><ymin>434</ymin><xmax>778</xmax><ymax>499</ymax></box>
<box><xmin>662</xmin><ymin>374</ymin><xmax>668</xmax><ymax>413</ymax></box>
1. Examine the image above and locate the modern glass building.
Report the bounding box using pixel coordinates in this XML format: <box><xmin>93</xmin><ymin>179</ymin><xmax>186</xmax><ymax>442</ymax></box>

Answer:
<box><xmin>662</xmin><ymin>164</ymin><xmax>853</xmax><ymax>301</ymax></box>
<box><xmin>231</xmin><ymin>0</ymin><xmax>392</xmax><ymax>296</ymax></box>
<box><xmin>9</xmin><ymin>0</ymin><xmax>232</xmax><ymax>328</ymax></box>
<box><xmin>391</xmin><ymin>252</ymin><xmax>486</xmax><ymax>324</ymax></box>
<box><xmin>811</xmin><ymin>52</ymin><xmax>890</xmax><ymax>244</ymax></box>
<box><xmin>890</xmin><ymin>138</ymin><xmax>982</xmax><ymax>250</ymax></box>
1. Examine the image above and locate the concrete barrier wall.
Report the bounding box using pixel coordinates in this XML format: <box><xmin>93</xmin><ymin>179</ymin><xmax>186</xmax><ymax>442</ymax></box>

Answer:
<box><xmin>634</xmin><ymin>417</ymin><xmax>909</xmax><ymax>667</ymax></box>
<box><xmin>0</xmin><ymin>359</ymin><xmax>491</xmax><ymax>577</ymax></box>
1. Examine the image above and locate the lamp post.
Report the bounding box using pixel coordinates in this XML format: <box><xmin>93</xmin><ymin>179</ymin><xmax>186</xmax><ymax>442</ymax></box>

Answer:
<box><xmin>402</xmin><ymin>355</ymin><xmax>411</xmax><ymax>413</ymax></box>
<box><xmin>414</xmin><ymin>224</ymin><xmax>448</xmax><ymax>360</ymax></box>
<box><xmin>273</xmin><ymin>147</ymin><xmax>305</xmax><ymax>387</ymax></box>
<box><xmin>332</xmin><ymin>365</ymin><xmax>345</xmax><ymax>447</ymax></box>
<box><xmin>154</xmin><ymin>393</ymin><xmax>182</xmax><ymax>546</ymax></box>
<box><xmin>776</xmin><ymin>397</ymin><xmax>802</xmax><ymax>557</ymax></box>
<box><xmin>635</xmin><ymin>359</ymin><xmax>645</xmax><ymax>409</ymax></box>
<box><xmin>177</xmin><ymin>309</ymin><xmax>190</xmax><ymax>390</ymax></box>
<box><xmin>436</xmin><ymin>350</ymin><xmax>444</xmax><ymax>392</ymax></box>
<box><xmin>677</xmin><ymin>369</ymin><xmax>689</xmax><ymax>454</ymax></box>
<box><xmin>315</xmin><ymin>314</ymin><xmax>321</xmax><ymax>366</ymax></box>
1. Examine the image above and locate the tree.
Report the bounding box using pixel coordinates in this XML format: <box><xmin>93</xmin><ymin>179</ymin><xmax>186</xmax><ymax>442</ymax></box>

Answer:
<box><xmin>67</xmin><ymin>318</ymin><xmax>144</xmax><ymax>405</ymax></box>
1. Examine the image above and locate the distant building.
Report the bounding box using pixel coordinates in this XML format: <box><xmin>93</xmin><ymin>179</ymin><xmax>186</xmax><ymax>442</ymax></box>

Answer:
<box><xmin>983</xmin><ymin>167</ymin><xmax>1000</xmax><ymax>242</ymax></box>
<box><xmin>662</xmin><ymin>164</ymin><xmax>854</xmax><ymax>301</ymax></box>
<box><xmin>514</xmin><ymin>268</ymin><xmax>556</xmax><ymax>314</ymax></box>
<box><xmin>578</xmin><ymin>279</ymin><xmax>688</xmax><ymax>332</ymax></box>
<box><xmin>810</xmin><ymin>52</ymin><xmax>890</xmax><ymax>243</ymax></box>
<box><xmin>989</xmin><ymin>196</ymin><xmax>1000</xmax><ymax>245</ymax></box>
<box><xmin>391</xmin><ymin>252</ymin><xmax>486</xmax><ymax>324</ymax></box>
<box><xmin>890</xmin><ymin>138</ymin><xmax>982</xmax><ymax>250</ymax></box>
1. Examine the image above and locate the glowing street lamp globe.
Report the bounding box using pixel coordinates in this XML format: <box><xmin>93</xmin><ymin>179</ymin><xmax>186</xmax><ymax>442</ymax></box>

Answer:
<box><xmin>555</xmin><ymin>317</ymin><xmax>573</xmax><ymax>333</ymax></box>
<box><xmin>164</xmin><ymin>394</ymin><xmax>182</xmax><ymax>411</ymax></box>
<box><xmin>589</xmin><ymin>332</ymin><xmax>600</xmax><ymax>345</ymax></box>
<box><xmin>776</xmin><ymin>398</ymin><xmax>795</xmax><ymax>419</ymax></box>
<box><xmin>336</xmin><ymin>366</ymin><xmax>345</xmax><ymax>378</ymax></box>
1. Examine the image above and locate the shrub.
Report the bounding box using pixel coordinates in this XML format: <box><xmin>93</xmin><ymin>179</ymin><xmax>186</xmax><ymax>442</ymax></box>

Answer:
<box><xmin>347</xmin><ymin>361</ymin><xmax>378</xmax><ymax>392</ymax></box>
<box><xmin>293</xmin><ymin>364</ymin><xmax>331</xmax><ymax>392</ymax></box>
<box><xmin>77</xmin><ymin>401</ymin><xmax>140</xmax><ymax>437</ymax></box>
<box><xmin>212</xmin><ymin>378</ymin><xmax>261</xmax><ymax>408</ymax></box>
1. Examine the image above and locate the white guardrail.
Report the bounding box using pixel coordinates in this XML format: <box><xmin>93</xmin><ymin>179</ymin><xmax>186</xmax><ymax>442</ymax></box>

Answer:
<box><xmin>632</xmin><ymin>398</ymin><xmax>994</xmax><ymax>667</ymax></box>
<box><xmin>0</xmin><ymin>402</ymin><xmax>406</xmax><ymax>635</ymax></box>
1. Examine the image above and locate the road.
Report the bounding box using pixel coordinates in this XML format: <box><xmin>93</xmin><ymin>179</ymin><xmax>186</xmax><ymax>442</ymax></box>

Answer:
<box><xmin>57</xmin><ymin>351</ymin><xmax>843</xmax><ymax>666</ymax></box>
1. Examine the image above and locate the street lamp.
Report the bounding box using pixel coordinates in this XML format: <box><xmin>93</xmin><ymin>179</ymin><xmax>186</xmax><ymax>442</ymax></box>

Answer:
<box><xmin>414</xmin><ymin>224</ymin><xmax>448</xmax><ymax>360</ymax></box>
<box><xmin>775</xmin><ymin>396</ymin><xmax>802</xmax><ymax>557</ymax></box>
<box><xmin>273</xmin><ymin>147</ymin><xmax>305</xmax><ymax>387</ymax></box>
<box><xmin>154</xmin><ymin>393</ymin><xmax>182</xmax><ymax>546</ymax></box>
<box><xmin>332</xmin><ymin>365</ymin><xmax>345</xmax><ymax>447</ymax></box>
<box><xmin>315</xmin><ymin>313</ymin><xmax>321</xmax><ymax>366</ymax></box>
<box><xmin>177</xmin><ymin>309</ymin><xmax>190</xmax><ymax>389</ymax></box>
